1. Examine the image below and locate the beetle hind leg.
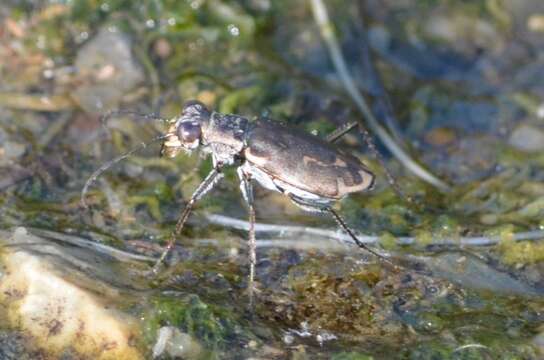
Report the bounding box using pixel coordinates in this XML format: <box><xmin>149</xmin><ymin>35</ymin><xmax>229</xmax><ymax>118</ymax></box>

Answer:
<box><xmin>288</xmin><ymin>195</ymin><xmax>399</xmax><ymax>270</ymax></box>
<box><xmin>327</xmin><ymin>208</ymin><xmax>399</xmax><ymax>271</ymax></box>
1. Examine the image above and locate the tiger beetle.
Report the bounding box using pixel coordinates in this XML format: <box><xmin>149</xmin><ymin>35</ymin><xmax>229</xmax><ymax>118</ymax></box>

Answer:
<box><xmin>81</xmin><ymin>100</ymin><xmax>398</xmax><ymax>305</ymax></box>
<box><xmin>155</xmin><ymin>100</ymin><xmax>397</xmax><ymax>304</ymax></box>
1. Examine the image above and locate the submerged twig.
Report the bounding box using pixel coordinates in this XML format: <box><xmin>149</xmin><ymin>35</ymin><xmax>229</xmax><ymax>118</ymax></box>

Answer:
<box><xmin>0</xmin><ymin>92</ymin><xmax>75</xmax><ymax>111</ymax></box>
<box><xmin>28</xmin><ymin>228</ymin><xmax>156</xmax><ymax>262</ymax></box>
<box><xmin>133</xmin><ymin>44</ymin><xmax>161</xmax><ymax>107</ymax></box>
<box><xmin>100</xmin><ymin>109</ymin><xmax>167</xmax><ymax>127</ymax></box>
<box><xmin>309</xmin><ymin>0</ymin><xmax>451</xmax><ymax>192</ymax></box>
<box><xmin>205</xmin><ymin>214</ymin><xmax>544</xmax><ymax>247</ymax></box>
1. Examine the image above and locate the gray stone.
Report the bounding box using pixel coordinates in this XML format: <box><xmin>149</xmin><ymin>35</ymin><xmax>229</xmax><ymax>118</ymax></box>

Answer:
<box><xmin>72</xmin><ymin>27</ymin><xmax>145</xmax><ymax>114</ymax></box>
<box><xmin>419</xmin><ymin>252</ymin><xmax>541</xmax><ymax>296</ymax></box>
<box><xmin>509</xmin><ymin>123</ymin><xmax>544</xmax><ymax>152</ymax></box>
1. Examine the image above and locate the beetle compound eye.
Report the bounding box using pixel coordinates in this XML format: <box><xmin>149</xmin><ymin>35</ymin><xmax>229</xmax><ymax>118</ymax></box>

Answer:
<box><xmin>178</xmin><ymin>121</ymin><xmax>201</xmax><ymax>147</ymax></box>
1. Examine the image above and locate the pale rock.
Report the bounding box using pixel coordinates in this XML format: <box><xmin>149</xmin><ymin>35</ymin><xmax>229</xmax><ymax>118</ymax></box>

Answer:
<box><xmin>0</xmin><ymin>227</ymin><xmax>143</xmax><ymax>360</ymax></box>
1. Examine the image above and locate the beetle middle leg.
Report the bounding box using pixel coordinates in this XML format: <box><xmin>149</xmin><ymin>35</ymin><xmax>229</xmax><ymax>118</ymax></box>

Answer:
<box><xmin>237</xmin><ymin>167</ymin><xmax>257</xmax><ymax>306</ymax></box>
<box><xmin>152</xmin><ymin>165</ymin><xmax>224</xmax><ymax>274</ymax></box>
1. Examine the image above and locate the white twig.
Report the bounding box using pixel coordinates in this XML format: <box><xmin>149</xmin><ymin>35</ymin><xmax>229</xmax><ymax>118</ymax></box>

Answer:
<box><xmin>196</xmin><ymin>237</ymin><xmax>349</xmax><ymax>251</ymax></box>
<box><xmin>453</xmin><ymin>344</ymin><xmax>490</xmax><ymax>353</ymax></box>
<box><xmin>205</xmin><ymin>214</ymin><xmax>544</xmax><ymax>247</ymax></box>
<box><xmin>310</xmin><ymin>0</ymin><xmax>451</xmax><ymax>192</ymax></box>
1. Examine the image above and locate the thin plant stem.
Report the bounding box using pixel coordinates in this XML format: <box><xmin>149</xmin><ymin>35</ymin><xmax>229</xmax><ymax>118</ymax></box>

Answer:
<box><xmin>310</xmin><ymin>0</ymin><xmax>451</xmax><ymax>192</ymax></box>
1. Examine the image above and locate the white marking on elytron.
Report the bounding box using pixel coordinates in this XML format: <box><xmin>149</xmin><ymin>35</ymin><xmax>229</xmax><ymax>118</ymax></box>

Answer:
<box><xmin>244</xmin><ymin>148</ymin><xmax>267</xmax><ymax>167</ymax></box>
<box><xmin>302</xmin><ymin>155</ymin><xmax>347</xmax><ymax>167</ymax></box>
<box><xmin>336</xmin><ymin>169</ymin><xmax>374</xmax><ymax>195</ymax></box>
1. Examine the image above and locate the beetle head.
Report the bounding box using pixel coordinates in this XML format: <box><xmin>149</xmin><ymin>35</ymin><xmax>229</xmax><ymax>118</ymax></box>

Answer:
<box><xmin>161</xmin><ymin>100</ymin><xmax>211</xmax><ymax>157</ymax></box>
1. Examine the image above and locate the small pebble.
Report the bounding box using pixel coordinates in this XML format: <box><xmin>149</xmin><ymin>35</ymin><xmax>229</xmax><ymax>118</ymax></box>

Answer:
<box><xmin>152</xmin><ymin>326</ymin><xmax>202</xmax><ymax>359</ymax></box>
<box><xmin>153</xmin><ymin>38</ymin><xmax>172</xmax><ymax>59</ymax></box>
<box><xmin>508</xmin><ymin>124</ymin><xmax>544</xmax><ymax>152</ymax></box>
<box><xmin>1</xmin><ymin>141</ymin><xmax>26</xmax><ymax>161</ymax></box>
<box><xmin>424</xmin><ymin>127</ymin><xmax>457</xmax><ymax>147</ymax></box>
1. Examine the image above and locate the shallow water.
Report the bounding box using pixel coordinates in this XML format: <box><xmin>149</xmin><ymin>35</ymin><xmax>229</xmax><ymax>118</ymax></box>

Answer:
<box><xmin>1</xmin><ymin>1</ymin><xmax>544</xmax><ymax>358</ymax></box>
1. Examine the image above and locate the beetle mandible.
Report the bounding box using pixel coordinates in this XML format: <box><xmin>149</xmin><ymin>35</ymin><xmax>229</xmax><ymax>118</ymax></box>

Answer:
<box><xmin>157</xmin><ymin>100</ymin><xmax>393</xmax><ymax>302</ymax></box>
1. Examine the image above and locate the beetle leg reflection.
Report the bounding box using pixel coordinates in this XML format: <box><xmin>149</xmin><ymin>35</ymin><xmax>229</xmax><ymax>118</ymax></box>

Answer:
<box><xmin>152</xmin><ymin>165</ymin><xmax>224</xmax><ymax>274</ymax></box>
<box><xmin>237</xmin><ymin>167</ymin><xmax>257</xmax><ymax>306</ymax></box>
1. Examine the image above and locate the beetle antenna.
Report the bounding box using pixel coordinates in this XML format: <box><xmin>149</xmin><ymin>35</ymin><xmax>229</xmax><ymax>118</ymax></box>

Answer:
<box><xmin>80</xmin><ymin>134</ymin><xmax>168</xmax><ymax>209</ymax></box>
<box><xmin>100</xmin><ymin>109</ymin><xmax>169</xmax><ymax>131</ymax></box>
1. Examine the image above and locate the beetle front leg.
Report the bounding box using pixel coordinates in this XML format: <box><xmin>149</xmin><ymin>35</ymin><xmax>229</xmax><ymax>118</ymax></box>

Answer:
<box><xmin>237</xmin><ymin>166</ymin><xmax>257</xmax><ymax>306</ymax></box>
<box><xmin>152</xmin><ymin>165</ymin><xmax>224</xmax><ymax>274</ymax></box>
